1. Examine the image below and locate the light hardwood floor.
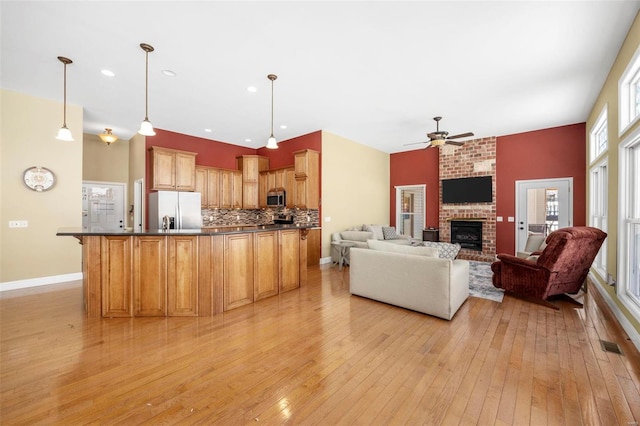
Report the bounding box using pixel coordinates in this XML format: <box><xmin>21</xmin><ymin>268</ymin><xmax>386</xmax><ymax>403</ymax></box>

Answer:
<box><xmin>1</xmin><ymin>265</ymin><xmax>639</xmax><ymax>425</ymax></box>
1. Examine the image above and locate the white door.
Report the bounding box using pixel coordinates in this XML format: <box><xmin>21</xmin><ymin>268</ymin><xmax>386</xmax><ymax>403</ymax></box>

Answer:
<box><xmin>82</xmin><ymin>181</ymin><xmax>126</xmax><ymax>231</ymax></box>
<box><xmin>395</xmin><ymin>185</ymin><xmax>425</xmax><ymax>238</ymax></box>
<box><xmin>133</xmin><ymin>178</ymin><xmax>144</xmax><ymax>232</ymax></box>
<box><xmin>515</xmin><ymin>178</ymin><xmax>572</xmax><ymax>253</ymax></box>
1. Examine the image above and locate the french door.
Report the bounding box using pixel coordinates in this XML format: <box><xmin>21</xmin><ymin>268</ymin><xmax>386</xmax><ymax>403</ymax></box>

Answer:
<box><xmin>395</xmin><ymin>185</ymin><xmax>425</xmax><ymax>239</ymax></box>
<box><xmin>515</xmin><ymin>178</ymin><xmax>572</xmax><ymax>253</ymax></box>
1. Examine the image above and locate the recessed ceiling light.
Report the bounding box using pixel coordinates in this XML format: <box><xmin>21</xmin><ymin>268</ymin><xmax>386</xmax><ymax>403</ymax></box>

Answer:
<box><xmin>247</xmin><ymin>86</ymin><xmax>257</xmax><ymax>93</ymax></box>
<box><xmin>204</xmin><ymin>128</ymin><xmax>212</xmax><ymax>133</ymax></box>
<box><xmin>101</xmin><ymin>69</ymin><xmax>115</xmax><ymax>77</ymax></box>
<box><xmin>245</xmin><ymin>138</ymin><xmax>252</xmax><ymax>142</ymax></box>
<box><xmin>162</xmin><ymin>70</ymin><xmax>176</xmax><ymax>77</ymax></box>
<box><xmin>280</xmin><ymin>125</ymin><xmax>287</xmax><ymax>129</ymax></box>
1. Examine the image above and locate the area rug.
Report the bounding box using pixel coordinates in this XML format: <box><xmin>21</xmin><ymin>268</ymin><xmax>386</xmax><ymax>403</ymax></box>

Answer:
<box><xmin>468</xmin><ymin>261</ymin><xmax>504</xmax><ymax>303</ymax></box>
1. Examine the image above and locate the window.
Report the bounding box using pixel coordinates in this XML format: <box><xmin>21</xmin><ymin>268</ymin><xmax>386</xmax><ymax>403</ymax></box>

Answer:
<box><xmin>395</xmin><ymin>185</ymin><xmax>425</xmax><ymax>239</ymax></box>
<box><xmin>590</xmin><ymin>105</ymin><xmax>608</xmax><ymax>162</ymax></box>
<box><xmin>619</xmin><ymin>45</ymin><xmax>640</xmax><ymax>135</ymax></box>
<box><xmin>590</xmin><ymin>160</ymin><xmax>607</xmax><ymax>279</ymax></box>
<box><xmin>618</xmin><ymin>126</ymin><xmax>640</xmax><ymax>324</ymax></box>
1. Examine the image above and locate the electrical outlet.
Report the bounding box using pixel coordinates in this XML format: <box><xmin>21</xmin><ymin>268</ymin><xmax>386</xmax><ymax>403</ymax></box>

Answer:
<box><xmin>607</xmin><ymin>274</ymin><xmax>616</xmax><ymax>286</ymax></box>
<box><xmin>9</xmin><ymin>220</ymin><xmax>28</xmax><ymax>228</ymax></box>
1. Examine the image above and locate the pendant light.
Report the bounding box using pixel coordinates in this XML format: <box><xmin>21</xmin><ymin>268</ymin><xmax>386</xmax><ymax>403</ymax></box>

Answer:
<box><xmin>99</xmin><ymin>128</ymin><xmax>118</xmax><ymax>145</ymax></box>
<box><xmin>55</xmin><ymin>56</ymin><xmax>74</xmax><ymax>141</ymax></box>
<box><xmin>138</xmin><ymin>43</ymin><xmax>156</xmax><ymax>136</ymax></box>
<box><xmin>266</xmin><ymin>74</ymin><xmax>278</xmax><ymax>149</ymax></box>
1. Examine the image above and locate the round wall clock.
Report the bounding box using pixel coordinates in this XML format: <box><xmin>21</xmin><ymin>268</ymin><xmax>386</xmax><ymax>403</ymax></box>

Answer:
<box><xmin>23</xmin><ymin>166</ymin><xmax>56</xmax><ymax>192</ymax></box>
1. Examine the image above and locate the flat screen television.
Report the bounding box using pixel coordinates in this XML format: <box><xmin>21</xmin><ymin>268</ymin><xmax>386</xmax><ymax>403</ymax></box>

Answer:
<box><xmin>442</xmin><ymin>176</ymin><xmax>493</xmax><ymax>204</ymax></box>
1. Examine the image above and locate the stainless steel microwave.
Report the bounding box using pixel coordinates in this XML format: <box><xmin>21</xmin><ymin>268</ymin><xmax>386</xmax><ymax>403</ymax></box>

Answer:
<box><xmin>267</xmin><ymin>189</ymin><xmax>286</xmax><ymax>207</ymax></box>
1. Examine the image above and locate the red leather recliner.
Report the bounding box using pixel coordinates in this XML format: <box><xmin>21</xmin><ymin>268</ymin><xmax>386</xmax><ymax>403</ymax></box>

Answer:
<box><xmin>491</xmin><ymin>226</ymin><xmax>607</xmax><ymax>309</ymax></box>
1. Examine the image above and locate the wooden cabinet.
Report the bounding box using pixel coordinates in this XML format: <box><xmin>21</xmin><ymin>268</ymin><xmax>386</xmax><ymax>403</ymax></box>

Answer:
<box><xmin>279</xmin><ymin>229</ymin><xmax>300</xmax><ymax>292</ymax></box>
<box><xmin>237</xmin><ymin>155</ymin><xmax>269</xmax><ymax>209</ymax></box>
<box><xmin>259</xmin><ymin>171</ymin><xmax>269</xmax><ymax>208</ymax></box>
<box><xmin>253</xmin><ymin>231</ymin><xmax>279</xmax><ymax>301</ymax></box>
<box><xmin>220</xmin><ymin>169</ymin><xmax>242</xmax><ymax>209</ymax></box>
<box><xmin>307</xmin><ymin>228</ymin><xmax>321</xmax><ymax>266</ymax></box>
<box><xmin>224</xmin><ymin>233</ymin><xmax>254</xmax><ymax>311</ymax></box>
<box><xmin>196</xmin><ymin>166</ymin><xmax>220</xmax><ymax>208</ymax></box>
<box><xmin>133</xmin><ymin>236</ymin><xmax>167</xmax><ymax>316</ymax></box>
<box><xmin>167</xmin><ymin>236</ymin><xmax>198</xmax><ymax>316</ymax></box>
<box><xmin>101</xmin><ymin>236</ymin><xmax>133</xmax><ymax>317</ymax></box>
<box><xmin>293</xmin><ymin>150</ymin><xmax>319</xmax><ymax>209</ymax></box>
<box><xmin>284</xmin><ymin>168</ymin><xmax>297</xmax><ymax>208</ymax></box>
<box><xmin>150</xmin><ymin>146</ymin><xmax>197</xmax><ymax>191</ymax></box>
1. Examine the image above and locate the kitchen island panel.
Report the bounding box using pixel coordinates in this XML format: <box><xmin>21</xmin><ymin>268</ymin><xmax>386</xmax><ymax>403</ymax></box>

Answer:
<box><xmin>224</xmin><ymin>233</ymin><xmax>254</xmax><ymax>311</ymax></box>
<box><xmin>83</xmin><ymin>236</ymin><xmax>102</xmax><ymax>318</ymax></box>
<box><xmin>279</xmin><ymin>229</ymin><xmax>300</xmax><ymax>293</ymax></box>
<box><xmin>168</xmin><ymin>236</ymin><xmax>198</xmax><ymax>316</ymax></box>
<box><xmin>133</xmin><ymin>236</ymin><xmax>167</xmax><ymax>317</ymax></box>
<box><xmin>102</xmin><ymin>236</ymin><xmax>133</xmax><ymax>317</ymax></box>
<box><xmin>254</xmin><ymin>231</ymin><xmax>279</xmax><ymax>301</ymax></box>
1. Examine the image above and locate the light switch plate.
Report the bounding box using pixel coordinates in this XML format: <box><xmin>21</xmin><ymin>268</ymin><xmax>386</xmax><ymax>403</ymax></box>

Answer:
<box><xmin>507</xmin><ymin>217</ymin><xmax>515</xmax><ymax>222</ymax></box>
<box><xmin>9</xmin><ymin>220</ymin><xmax>28</xmax><ymax>228</ymax></box>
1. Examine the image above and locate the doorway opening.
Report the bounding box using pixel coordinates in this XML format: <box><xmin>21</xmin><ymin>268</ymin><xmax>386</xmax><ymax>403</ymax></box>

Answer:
<box><xmin>395</xmin><ymin>185</ymin><xmax>425</xmax><ymax>239</ymax></box>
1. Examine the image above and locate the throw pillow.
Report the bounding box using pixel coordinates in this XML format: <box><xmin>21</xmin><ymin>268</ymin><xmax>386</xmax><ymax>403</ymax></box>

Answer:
<box><xmin>363</xmin><ymin>224</ymin><xmax>386</xmax><ymax>240</ymax></box>
<box><xmin>382</xmin><ymin>226</ymin><xmax>400</xmax><ymax>240</ymax></box>
<box><xmin>340</xmin><ymin>230</ymin><xmax>374</xmax><ymax>242</ymax></box>
<box><xmin>367</xmin><ymin>239</ymin><xmax>439</xmax><ymax>257</ymax></box>
<box><xmin>421</xmin><ymin>241</ymin><xmax>461</xmax><ymax>259</ymax></box>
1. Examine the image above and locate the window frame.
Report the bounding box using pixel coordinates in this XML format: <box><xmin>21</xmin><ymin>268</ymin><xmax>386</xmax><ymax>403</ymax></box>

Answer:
<box><xmin>589</xmin><ymin>159</ymin><xmax>607</xmax><ymax>280</ymax></box>
<box><xmin>618</xmin><ymin>44</ymin><xmax>640</xmax><ymax>136</ymax></box>
<box><xmin>590</xmin><ymin>105</ymin><xmax>608</xmax><ymax>163</ymax></box>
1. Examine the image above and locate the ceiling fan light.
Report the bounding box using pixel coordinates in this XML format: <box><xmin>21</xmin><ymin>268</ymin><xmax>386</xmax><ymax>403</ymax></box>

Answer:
<box><xmin>138</xmin><ymin>119</ymin><xmax>156</xmax><ymax>136</ymax></box>
<box><xmin>56</xmin><ymin>125</ymin><xmax>74</xmax><ymax>141</ymax></box>
<box><xmin>266</xmin><ymin>135</ymin><xmax>278</xmax><ymax>149</ymax></box>
<box><xmin>99</xmin><ymin>128</ymin><xmax>118</xmax><ymax>145</ymax></box>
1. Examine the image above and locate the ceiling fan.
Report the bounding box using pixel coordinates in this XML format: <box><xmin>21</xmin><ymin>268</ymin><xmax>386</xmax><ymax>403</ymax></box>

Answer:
<box><xmin>405</xmin><ymin>116</ymin><xmax>474</xmax><ymax>148</ymax></box>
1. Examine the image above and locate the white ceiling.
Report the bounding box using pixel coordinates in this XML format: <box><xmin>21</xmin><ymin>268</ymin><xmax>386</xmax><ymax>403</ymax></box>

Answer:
<box><xmin>2</xmin><ymin>1</ymin><xmax>639</xmax><ymax>153</ymax></box>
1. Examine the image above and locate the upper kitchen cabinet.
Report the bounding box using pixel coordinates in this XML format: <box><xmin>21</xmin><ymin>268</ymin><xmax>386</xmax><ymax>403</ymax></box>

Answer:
<box><xmin>237</xmin><ymin>155</ymin><xmax>269</xmax><ymax>209</ymax></box>
<box><xmin>220</xmin><ymin>169</ymin><xmax>242</xmax><ymax>209</ymax></box>
<box><xmin>293</xmin><ymin>149</ymin><xmax>319</xmax><ymax>209</ymax></box>
<box><xmin>195</xmin><ymin>166</ymin><xmax>220</xmax><ymax>208</ymax></box>
<box><xmin>150</xmin><ymin>146</ymin><xmax>197</xmax><ymax>191</ymax></box>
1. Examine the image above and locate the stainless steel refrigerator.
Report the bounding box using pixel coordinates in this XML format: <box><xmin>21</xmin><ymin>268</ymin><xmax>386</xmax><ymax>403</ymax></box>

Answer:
<box><xmin>148</xmin><ymin>191</ymin><xmax>202</xmax><ymax>229</ymax></box>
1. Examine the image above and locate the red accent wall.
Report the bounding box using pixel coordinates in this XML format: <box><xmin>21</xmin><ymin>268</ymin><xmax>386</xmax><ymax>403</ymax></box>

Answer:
<box><xmin>256</xmin><ymin>131</ymin><xmax>322</xmax><ymax>168</ymax></box>
<box><xmin>389</xmin><ymin>148</ymin><xmax>439</xmax><ymax>228</ymax></box>
<box><xmin>495</xmin><ymin>123</ymin><xmax>586</xmax><ymax>254</ymax></box>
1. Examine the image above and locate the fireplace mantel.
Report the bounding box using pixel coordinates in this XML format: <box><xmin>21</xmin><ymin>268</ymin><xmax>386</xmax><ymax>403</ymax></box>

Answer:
<box><xmin>447</xmin><ymin>217</ymin><xmax>488</xmax><ymax>221</ymax></box>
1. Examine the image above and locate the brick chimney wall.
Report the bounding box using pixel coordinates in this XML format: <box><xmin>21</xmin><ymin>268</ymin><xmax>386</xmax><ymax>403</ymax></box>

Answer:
<box><xmin>438</xmin><ymin>137</ymin><xmax>497</xmax><ymax>262</ymax></box>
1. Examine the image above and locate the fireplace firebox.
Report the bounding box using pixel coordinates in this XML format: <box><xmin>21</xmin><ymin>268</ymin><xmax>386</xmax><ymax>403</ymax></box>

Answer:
<box><xmin>450</xmin><ymin>221</ymin><xmax>483</xmax><ymax>251</ymax></box>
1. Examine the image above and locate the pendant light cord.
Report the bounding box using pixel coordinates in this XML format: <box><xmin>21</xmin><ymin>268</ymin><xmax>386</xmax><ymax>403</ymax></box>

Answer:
<box><xmin>144</xmin><ymin>50</ymin><xmax>149</xmax><ymax>121</ymax></box>
<box><xmin>63</xmin><ymin>61</ymin><xmax>67</xmax><ymax>126</ymax></box>
<box><xmin>270</xmin><ymin>77</ymin><xmax>274</xmax><ymax>137</ymax></box>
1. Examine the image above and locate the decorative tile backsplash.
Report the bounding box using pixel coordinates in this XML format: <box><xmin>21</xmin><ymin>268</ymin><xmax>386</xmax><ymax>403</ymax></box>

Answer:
<box><xmin>202</xmin><ymin>207</ymin><xmax>319</xmax><ymax>227</ymax></box>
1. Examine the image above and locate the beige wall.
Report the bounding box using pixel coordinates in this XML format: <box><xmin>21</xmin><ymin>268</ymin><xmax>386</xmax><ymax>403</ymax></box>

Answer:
<box><xmin>0</xmin><ymin>89</ymin><xmax>83</xmax><ymax>284</ymax></box>
<box><xmin>128</xmin><ymin>133</ymin><xmax>146</xmax><ymax>228</ymax></box>
<box><xmin>83</xmin><ymin>133</ymin><xmax>130</xmax><ymax>183</ymax></box>
<box><xmin>586</xmin><ymin>12</ymin><xmax>640</xmax><ymax>333</ymax></box>
<box><xmin>320</xmin><ymin>131</ymin><xmax>390</xmax><ymax>258</ymax></box>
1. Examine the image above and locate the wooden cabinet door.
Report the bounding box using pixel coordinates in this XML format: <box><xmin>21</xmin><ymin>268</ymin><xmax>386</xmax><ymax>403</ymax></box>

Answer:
<box><xmin>243</xmin><ymin>156</ymin><xmax>259</xmax><ymax>182</ymax></box>
<box><xmin>133</xmin><ymin>236</ymin><xmax>167</xmax><ymax>316</ymax></box>
<box><xmin>207</xmin><ymin>168</ymin><xmax>220</xmax><ymax>208</ymax></box>
<box><xmin>232</xmin><ymin>171</ymin><xmax>243</xmax><ymax>208</ymax></box>
<box><xmin>175</xmin><ymin>152</ymin><xmax>196</xmax><ymax>191</ymax></box>
<box><xmin>259</xmin><ymin>171</ymin><xmax>269</xmax><ymax>208</ymax></box>
<box><xmin>101</xmin><ymin>236</ymin><xmax>133</xmax><ymax>317</ymax></box>
<box><xmin>275</xmin><ymin>168</ymin><xmax>285</xmax><ymax>188</ymax></box>
<box><xmin>168</xmin><ymin>236</ymin><xmax>198</xmax><ymax>316</ymax></box>
<box><xmin>243</xmin><ymin>182</ymin><xmax>259</xmax><ymax>209</ymax></box>
<box><xmin>220</xmin><ymin>170</ymin><xmax>233</xmax><ymax>208</ymax></box>
<box><xmin>294</xmin><ymin>151</ymin><xmax>308</xmax><ymax>178</ymax></box>
<box><xmin>254</xmin><ymin>231</ymin><xmax>279</xmax><ymax>301</ymax></box>
<box><xmin>295</xmin><ymin>178</ymin><xmax>308</xmax><ymax>208</ymax></box>
<box><xmin>279</xmin><ymin>229</ymin><xmax>300</xmax><ymax>292</ymax></box>
<box><xmin>224</xmin><ymin>234</ymin><xmax>254</xmax><ymax>311</ymax></box>
<box><xmin>152</xmin><ymin>148</ymin><xmax>176</xmax><ymax>190</ymax></box>
<box><xmin>285</xmin><ymin>168</ymin><xmax>297</xmax><ymax>207</ymax></box>
<box><xmin>195</xmin><ymin>166</ymin><xmax>208</xmax><ymax>207</ymax></box>
<box><xmin>307</xmin><ymin>228</ymin><xmax>321</xmax><ymax>266</ymax></box>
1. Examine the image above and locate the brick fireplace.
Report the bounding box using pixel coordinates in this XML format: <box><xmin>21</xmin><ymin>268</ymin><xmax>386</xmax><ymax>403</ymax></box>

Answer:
<box><xmin>438</xmin><ymin>138</ymin><xmax>497</xmax><ymax>262</ymax></box>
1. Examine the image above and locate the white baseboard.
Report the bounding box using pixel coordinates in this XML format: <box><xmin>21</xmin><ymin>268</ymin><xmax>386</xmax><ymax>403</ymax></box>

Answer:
<box><xmin>320</xmin><ymin>256</ymin><xmax>332</xmax><ymax>265</ymax></box>
<box><xmin>589</xmin><ymin>274</ymin><xmax>640</xmax><ymax>353</ymax></box>
<box><xmin>0</xmin><ymin>273</ymin><xmax>83</xmax><ymax>292</ymax></box>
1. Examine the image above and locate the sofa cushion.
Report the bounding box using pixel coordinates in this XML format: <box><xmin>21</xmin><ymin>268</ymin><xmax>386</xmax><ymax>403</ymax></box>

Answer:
<box><xmin>382</xmin><ymin>226</ymin><xmax>401</xmax><ymax>240</ymax></box>
<box><xmin>363</xmin><ymin>224</ymin><xmax>386</xmax><ymax>240</ymax></box>
<box><xmin>340</xmin><ymin>230</ymin><xmax>374</xmax><ymax>242</ymax></box>
<box><xmin>421</xmin><ymin>241</ymin><xmax>461</xmax><ymax>260</ymax></box>
<box><xmin>367</xmin><ymin>239</ymin><xmax>439</xmax><ymax>257</ymax></box>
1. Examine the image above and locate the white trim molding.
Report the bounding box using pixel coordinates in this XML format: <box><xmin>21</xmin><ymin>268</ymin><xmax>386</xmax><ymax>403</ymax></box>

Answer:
<box><xmin>0</xmin><ymin>273</ymin><xmax>83</xmax><ymax>292</ymax></box>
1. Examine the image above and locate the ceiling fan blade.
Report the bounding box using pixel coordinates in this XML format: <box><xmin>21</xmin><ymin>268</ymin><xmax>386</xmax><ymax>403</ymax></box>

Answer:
<box><xmin>445</xmin><ymin>140</ymin><xmax>465</xmax><ymax>146</ymax></box>
<box><xmin>447</xmin><ymin>132</ymin><xmax>474</xmax><ymax>139</ymax></box>
<box><xmin>403</xmin><ymin>141</ymin><xmax>429</xmax><ymax>146</ymax></box>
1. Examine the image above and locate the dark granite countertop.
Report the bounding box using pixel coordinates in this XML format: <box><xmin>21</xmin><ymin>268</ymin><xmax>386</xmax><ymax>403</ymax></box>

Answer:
<box><xmin>57</xmin><ymin>224</ymin><xmax>320</xmax><ymax>237</ymax></box>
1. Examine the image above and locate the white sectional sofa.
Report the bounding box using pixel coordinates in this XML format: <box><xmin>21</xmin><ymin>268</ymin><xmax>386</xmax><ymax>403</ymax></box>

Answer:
<box><xmin>349</xmin><ymin>240</ymin><xmax>469</xmax><ymax>320</ymax></box>
<box><xmin>331</xmin><ymin>224</ymin><xmax>412</xmax><ymax>265</ymax></box>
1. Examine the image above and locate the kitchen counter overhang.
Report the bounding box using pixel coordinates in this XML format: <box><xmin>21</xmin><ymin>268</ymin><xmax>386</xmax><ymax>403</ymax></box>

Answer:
<box><xmin>58</xmin><ymin>224</ymin><xmax>319</xmax><ymax>318</ymax></box>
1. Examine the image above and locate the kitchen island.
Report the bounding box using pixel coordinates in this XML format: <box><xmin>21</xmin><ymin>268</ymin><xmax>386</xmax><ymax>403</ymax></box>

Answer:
<box><xmin>57</xmin><ymin>224</ymin><xmax>318</xmax><ymax>318</ymax></box>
